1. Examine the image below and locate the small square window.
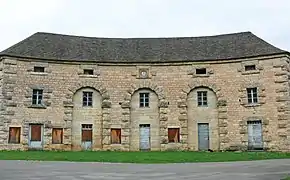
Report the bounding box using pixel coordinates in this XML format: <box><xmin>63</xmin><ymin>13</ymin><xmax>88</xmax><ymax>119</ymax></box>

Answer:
<box><xmin>196</xmin><ymin>68</ymin><xmax>207</xmax><ymax>75</ymax></box>
<box><xmin>247</xmin><ymin>87</ymin><xmax>258</xmax><ymax>104</ymax></box>
<box><xmin>168</xmin><ymin>128</ymin><xmax>180</xmax><ymax>143</ymax></box>
<box><xmin>197</xmin><ymin>91</ymin><xmax>207</xmax><ymax>106</ymax></box>
<box><xmin>34</xmin><ymin>66</ymin><xmax>45</xmax><ymax>72</ymax></box>
<box><xmin>111</xmin><ymin>129</ymin><xmax>121</xmax><ymax>144</ymax></box>
<box><xmin>52</xmin><ymin>128</ymin><xmax>63</xmax><ymax>144</ymax></box>
<box><xmin>32</xmin><ymin>89</ymin><xmax>43</xmax><ymax>105</ymax></box>
<box><xmin>83</xmin><ymin>91</ymin><xmax>93</xmax><ymax>106</ymax></box>
<box><xmin>8</xmin><ymin>127</ymin><xmax>21</xmax><ymax>144</ymax></box>
<box><xmin>84</xmin><ymin>69</ymin><xmax>94</xmax><ymax>75</ymax></box>
<box><xmin>139</xmin><ymin>93</ymin><xmax>149</xmax><ymax>107</ymax></box>
<box><xmin>245</xmin><ymin>65</ymin><xmax>256</xmax><ymax>71</ymax></box>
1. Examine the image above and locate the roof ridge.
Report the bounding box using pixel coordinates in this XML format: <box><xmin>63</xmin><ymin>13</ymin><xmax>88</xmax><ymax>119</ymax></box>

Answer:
<box><xmin>33</xmin><ymin>31</ymin><xmax>253</xmax><ymax>40</ymax></box>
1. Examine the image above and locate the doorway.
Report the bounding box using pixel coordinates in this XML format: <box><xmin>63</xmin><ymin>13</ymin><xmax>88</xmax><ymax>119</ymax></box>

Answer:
<box><xmin>198</xmin><ymin>123</ymin><xmax>209</xmax><ymax>150</ymax></box>
<box><xmin>81</xmin><ymin>124</ymin><xmax>93</xmax><ymax>150</ymax></box>
<box><xmin>247</xmin><ymin>120</ymin><xmax>263</xmax><ymax>150</ymax></box>
<box><xmin>29</xmin><ymin>124</ymin><xmax>43</xmax><ymax>149</ymax></box>
<box><xmin>139</xmin><ymin>124</ymin><xmax>150</xmax><ymax>151</ymax></box>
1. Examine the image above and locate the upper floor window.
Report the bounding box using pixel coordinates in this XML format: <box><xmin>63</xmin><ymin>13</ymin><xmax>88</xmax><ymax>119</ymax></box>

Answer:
<box><xmin>83</xmin><ymin>91</ymin><xmax>93</xmax><ymax>107</ymax></box>
<box><xmin>196</xmin><ymin>68</ymin><xmax>207</xmax><ymax>75</ymax></box>
<box><xmin>139</xmin><ymin>93</ymin><xmax>149</xmax><ymax>107</ymax></box>
<box><xmin>197</xmin><ymin>91</ymin><xmax>207</xmax><ymax>106</ymax></box>
<box><xmin>245</xmin><ymin>65</ymin><xmax>256</xmax><ymax>71</ymax></box>
<box><xmin>247</xmin><ymin>87</ymin><xmax>258</xmax><ymax>104</ymax></box>
<box><xmin>32</xmin><ymin>89</ymin><xmax>43</xmax><ymax>105</ymax></box>
<box><xmin>33</xmin><ymin>66</ymin><xmax>45</xmax><ymax>72</ymax></box>
<box><xmin>83</xmin><ymin>69</ymin><xmax>94</xmax><ymax>75</ymax></box>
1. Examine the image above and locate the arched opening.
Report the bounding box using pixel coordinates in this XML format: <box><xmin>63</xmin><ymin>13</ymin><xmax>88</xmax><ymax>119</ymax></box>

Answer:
<box><xmin>187</xmin><ymin>86</ymin><xmax>219</xmax><ymax>151</ymax></box>
<box><xmin>130</xmin><ymin>88</ymin><xmax>160</xmax><ymax>151</ymax></box>
<box><xmin>72</xmin><ymin>87</ymin><xmax>102</xmax><ymax>150</ymax></box>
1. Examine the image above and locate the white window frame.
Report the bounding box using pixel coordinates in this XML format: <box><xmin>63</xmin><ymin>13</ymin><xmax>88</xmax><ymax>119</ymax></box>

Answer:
<box><xmin>139</xmin><ymin>92</ymin><xmax>149</xmax><ymax>107</ymax></box>
<box><xmin>32</xmin><ymin>89</ymin><xmax>43</xmax><ymax>105</ymax></box>
<box><xmin>83</xmin><ymin>91</ymin><xmax>93</xmax><ymax>107</ymax></box>
<box><xmin>247</xmin><ymin>87</ymin><xmax>258</xmax><ymax>104</ymax></box>
<box><xmin>197</xmin><ymin>91</ymin><xmax>208</xmax><ymax>106</ymax></box>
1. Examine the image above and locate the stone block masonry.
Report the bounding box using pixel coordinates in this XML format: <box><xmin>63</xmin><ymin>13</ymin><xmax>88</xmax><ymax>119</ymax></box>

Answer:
<box><xmin>0</xmin><ymin>54</ymin><xmax>289</xmax><ymax>152</ymax></box>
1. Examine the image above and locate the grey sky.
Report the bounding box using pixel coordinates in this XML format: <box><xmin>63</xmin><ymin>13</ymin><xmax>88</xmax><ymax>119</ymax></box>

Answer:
<box><xmin>1</xmin><ymin>0</ymin><xmax>290</xmax><ymax>52</ymax></box>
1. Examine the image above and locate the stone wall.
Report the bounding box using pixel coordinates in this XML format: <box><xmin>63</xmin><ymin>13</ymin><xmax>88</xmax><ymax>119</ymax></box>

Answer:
<box><xmin>0</xmin><ymin>54</ymin><xmax>289</xmax><ymax>151</ymax></box>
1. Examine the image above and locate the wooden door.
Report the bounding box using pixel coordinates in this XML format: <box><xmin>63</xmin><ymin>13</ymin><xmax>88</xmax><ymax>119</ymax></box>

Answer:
<box><xmin>81</xmin><ymin>124</ymin><xmax>92</xmax><ymax>150</ymax></box>
<box><xmin>29</xmin><ymin>124</ymin><xmax>43</xmax><ymax>149</ymax></box>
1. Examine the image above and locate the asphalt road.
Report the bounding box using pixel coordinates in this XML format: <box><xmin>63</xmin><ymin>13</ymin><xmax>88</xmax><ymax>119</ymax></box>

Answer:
<box><xmin>0</xmin><ymin>159</ymin><xmax>289</xmax><ymax>180</ymax></box>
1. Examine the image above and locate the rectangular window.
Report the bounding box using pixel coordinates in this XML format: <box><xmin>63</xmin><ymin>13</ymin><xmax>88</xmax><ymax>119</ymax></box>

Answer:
<box><xmin>52</xmin><ymin>128</ymin><xmax>63</xmax><ymax>144</ymax></box>
<box><xmin>139</xmin><ymin>93</ymin><xmax>149</xmax><ymax>107</ymax></box>
<box><xmin>8</xmin><ymin>127</ymin><xmax>21</xmax><ymax>144</ymax></box>
<box><xmin>83</xmin><ymin>69</ymin><xmax>94</xmax><ymax>75</ymax></box>
<box><xmin>83</xmin><ymin>91</ymin><xmax>93</xmax><ymax>106</ymax></box>
<box><xmin>33</xmin><ymin>66</ymin><xmax>45</xmax><ymax>72</ymax></box>
<box><xmin>197</xmin><ymin>91</ymin><xmax>208</xmax><ymax>106</ymax></box>
<box><xmin>247</xmin><ymin>87</ymin><xmax>258</xmax><ymax>104</ymax></box>
<box><xmin>32</xmin><ymin>89</ymin><xmax>43</xmax><ymax>105</ymax></box>
<box><xmin>111</xmin><ymin>129</ymin><xmax>121</xmax><ymax>144</ymax></box>
<box><xmin>168</xmin><ymin>128</ymin><xmax>180</xmax><ymax>143</ymax></box>
<box><xmin>196</xmin><ymin>68</ymin><xmax>207</xmax><ymax>74</ymax></box>
<box><xmin>245</xmin><ymin>65</ymin><xmax>256</xmax><ymax>71</ymax></box>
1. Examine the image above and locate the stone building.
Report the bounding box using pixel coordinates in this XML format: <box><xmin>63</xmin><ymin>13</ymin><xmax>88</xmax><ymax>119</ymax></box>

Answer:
<box><xmin>0</xmin><ymin>31</ymin><xmax>289</xmax><ymax>152</ymax></box>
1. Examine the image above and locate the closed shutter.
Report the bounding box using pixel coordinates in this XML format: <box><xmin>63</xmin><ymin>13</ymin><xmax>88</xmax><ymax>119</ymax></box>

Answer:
<box><xmin>52</xmin><ymin>128</ymin><xmax>63</xmax><ymax>144</ymax></box>
<box><xmin>168</xmin><ymin>128</ymin><xmax>180</xmax><ymax>143</ymax></box>
<box><xmin>111</xmin><ymin>129</ymin><xmax>121</xmax><ymax>144</ymax></box>
<box><xmin>9</xmin><ymin>127</ymin><xmax>20</xmax><ymax>143</ymax></box>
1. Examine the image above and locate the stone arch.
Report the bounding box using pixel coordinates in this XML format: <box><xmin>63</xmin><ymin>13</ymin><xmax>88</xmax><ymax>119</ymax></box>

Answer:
<box><xmin>178</xmin><ymin>80</ymin><xmax>228</xmax><ymax>151</ymax></box>
<box><xmin>120</xmin><ymin>82</ymin><xmax>169</xmax><ymax>151</ymax></box>
<box><xmin>62</xmin><ymin>80</ymin><xmax>111</xmax><ymax>150</ymax></box>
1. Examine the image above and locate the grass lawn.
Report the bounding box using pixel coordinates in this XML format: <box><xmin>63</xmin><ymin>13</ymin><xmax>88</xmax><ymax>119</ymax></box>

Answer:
<box><xmin>281</xmin><ymin>176</ymin><xmax>290</xmax><ymax>180</ymax></box>
<box><xmin>0</xmin><ymin>151</ymin><xmax>289</xmax><ymax>163</ymax></box>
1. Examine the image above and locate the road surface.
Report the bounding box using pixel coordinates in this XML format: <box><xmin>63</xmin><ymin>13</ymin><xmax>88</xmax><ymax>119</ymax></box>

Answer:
<box><xmin>0</xmin><ymin>159</ymin><xmax>289</xmax><ymax>180</ymax></box>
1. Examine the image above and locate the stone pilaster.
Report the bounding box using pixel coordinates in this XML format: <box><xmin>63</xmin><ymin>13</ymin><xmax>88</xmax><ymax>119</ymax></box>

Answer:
<box><xmin>0</xmin><ymin>59</ymin><xmax>17</xmax><ymax>146</ymax></box>
<box><xmin>273</xmin><ymin>59</ymin><xmax>290</xmax><ymax>151</ymax></box>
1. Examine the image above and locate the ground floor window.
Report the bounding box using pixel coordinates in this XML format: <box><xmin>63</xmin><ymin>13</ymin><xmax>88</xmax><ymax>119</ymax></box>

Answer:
<box><xmin>8</xmin><ymin>127</ymin><xmax>21</xmax><ymax>144</ymax></box>
<box><xmin>52</xmin><ymin>128</ymin><xmax>63</xmax><ymax>144</ymax></box>
<box><xmin>111</xmin><ymin>129</ymin><xmax>121</xmax><ymax>144</ymax></box>
<box><xmin>168</xmin><ymin>128</ymin><xmax>180</xmax><ymax>143</ymax></box>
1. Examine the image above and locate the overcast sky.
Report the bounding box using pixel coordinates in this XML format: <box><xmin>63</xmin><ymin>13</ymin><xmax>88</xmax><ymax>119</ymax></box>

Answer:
<box><xmin>0</xmin><ymin>0</ymin><xmax>290</xmax><ymax>52</ymax></box>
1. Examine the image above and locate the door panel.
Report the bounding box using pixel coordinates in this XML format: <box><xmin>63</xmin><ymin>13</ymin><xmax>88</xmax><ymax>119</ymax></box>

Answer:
<box><xmin>248</xmin><ymin>121</ymin><xmax>263</xmax><ymax>150</ymax></box>
<box><xmin>29</xmin><ymin>124</ymin><xmax>43</xmax><ymax>149</ymax></box>
<box><xmin>198</xmin><ymin>123</ymin><xmax>209</xmax><ymax>150</ymax></box>
<box><xmin>139</xmin><ymin>124</ymin><xmax>150</xmax><ymax>151</ymax></box>
<box><xmin>81</xmin><ymin>124</ymin><xmax>92</xmax><ymax>150</ymax></box>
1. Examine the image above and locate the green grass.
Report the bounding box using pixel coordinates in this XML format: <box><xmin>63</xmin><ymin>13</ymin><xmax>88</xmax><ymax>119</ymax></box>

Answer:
<box><xmin>281</xmin><ymin>176</ymin><xmax>290</xmax><ymax>180</ymax></box>
<box><xmin>0</xmin><ymin>151</ymin><xmax>289</xmax><ymax>163</ymax></box>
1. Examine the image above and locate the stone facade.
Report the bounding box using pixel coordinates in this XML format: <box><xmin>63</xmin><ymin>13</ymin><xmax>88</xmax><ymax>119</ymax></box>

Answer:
<box><xmin>0</xmin><ymin>54</ymin><xmax>290</xmax><ymax>151</ymax></box>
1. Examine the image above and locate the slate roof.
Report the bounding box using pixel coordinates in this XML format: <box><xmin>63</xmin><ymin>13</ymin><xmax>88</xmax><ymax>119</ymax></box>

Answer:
<box><xmin>0</xmin><ymin>32</ymin><xmax>288</xmax><ymax>63</ymax></box>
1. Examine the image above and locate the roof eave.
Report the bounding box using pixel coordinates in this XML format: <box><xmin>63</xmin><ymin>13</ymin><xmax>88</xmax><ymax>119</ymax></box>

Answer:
<box><xmin>0</xmin><ymin>51</ymin><xmax>289</xmax><ymax>64</ymax></box>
